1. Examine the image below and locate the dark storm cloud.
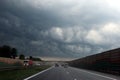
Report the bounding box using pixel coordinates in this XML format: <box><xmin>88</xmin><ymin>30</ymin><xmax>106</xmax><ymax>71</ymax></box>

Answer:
<box><xmin>0</xmin><ymin>0</ymin><xmax>120</xmax><ymax>59</ymax></box>
<box><xmin>0</xmin><ymin>0</ymin><xmax>68</xmax><ymax>58</ymax></box>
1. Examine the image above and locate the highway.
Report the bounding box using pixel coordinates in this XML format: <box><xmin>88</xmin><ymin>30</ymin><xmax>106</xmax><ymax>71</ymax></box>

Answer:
<box><xmin>24</xmin><ymin>66</ymin><xmax>120</xmax><ymax>80</ymax></box>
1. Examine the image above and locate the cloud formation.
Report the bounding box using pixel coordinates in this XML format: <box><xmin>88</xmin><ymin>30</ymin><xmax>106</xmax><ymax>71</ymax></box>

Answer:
<box><xmin>0</xmin><ymin>0</ymin><xmax>120</xmax><ymax>59</ymax></box>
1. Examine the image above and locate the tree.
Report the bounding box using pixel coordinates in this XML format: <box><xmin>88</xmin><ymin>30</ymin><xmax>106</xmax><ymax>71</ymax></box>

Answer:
<box><xmin>29</xmin><ymin>56</ymin><xmax>33</xmax><ymax>60</ymax></box>
<box><xmin>32</xmin><ymin>57</ymin><xmax>42</xmax><ymax>61</ymax></box>
<box><xmin>11</xmin><ymin>48</ymin><xmax>17</xmax><ymax>59</ymax></box>
<box><xmin>0</xmin><ymin>45</ymin><xmax>18</xmax><ymax>58</ymax></box>
<box><xmin>19</xmin><ymin>54</ymin><xmax>25</xmax><ymax>60</ymax></box>
<box><xmin>29</xmin><ymin>56</ymin><xmax>42</xmax><ymax>61</ymax></box>
<box><xmin>0</xmin><ymin>45</ymin><xmax>11</xmax><ymax>58</ymax></box>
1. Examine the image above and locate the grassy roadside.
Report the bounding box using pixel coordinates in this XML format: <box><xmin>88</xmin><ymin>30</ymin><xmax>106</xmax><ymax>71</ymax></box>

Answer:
<box><xmin>0</xmin><ymin>65</ymin><xmax>50</xmax><ymax>80</ymax></box>
<box><xmin>0</xmin><ymin>62</ymin><xmax>14</xmax><ymax>67</ymax></box>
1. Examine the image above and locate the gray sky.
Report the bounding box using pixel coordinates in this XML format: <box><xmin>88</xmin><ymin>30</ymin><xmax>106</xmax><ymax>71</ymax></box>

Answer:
<box><xmin>0</xmin><ymin>0</ymin><xmax>120</xmax><ymax>60</ymax></box>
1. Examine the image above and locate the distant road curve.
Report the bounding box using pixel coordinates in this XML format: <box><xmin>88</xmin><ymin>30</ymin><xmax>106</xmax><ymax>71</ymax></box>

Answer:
<box><xmin>24</xmin><ymin>66</ymin><xmax>120</xmax><ymax>80</ymax></box>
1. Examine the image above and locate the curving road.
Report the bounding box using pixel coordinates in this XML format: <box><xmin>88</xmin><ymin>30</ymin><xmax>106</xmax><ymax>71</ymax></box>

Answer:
<box><xmin>24</xmin><ymin>66</ymin><xmax>120</xmax><ymax>80</ymax></box>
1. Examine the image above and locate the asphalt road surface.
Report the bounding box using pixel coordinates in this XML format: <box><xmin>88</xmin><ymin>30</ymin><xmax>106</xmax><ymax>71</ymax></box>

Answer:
<box><xmin>24</xmin><ymin>66</ymin><xmax>120</xmax><ymax>80</ymax></box>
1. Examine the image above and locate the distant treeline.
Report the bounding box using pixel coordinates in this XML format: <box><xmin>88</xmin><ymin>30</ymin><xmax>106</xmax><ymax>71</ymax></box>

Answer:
<box><xmin>28</xmin><ymin>56</ymin><xmax>42</xmax><ymax>61</ymax></box>
<box><xmin>0</xmin><ymin>45</ymin><xmax>17</xmax><ymax>59</ymax></box>
<box><xmin>0</xmin><ymin>45</ymin><xmax>42</xmax><ymax>61</ymax></box>
<box><xmin>32</xmin><ymin>57</ymin><xmax>42</xmax><ymax>61</ymax></box>
<box><xmin>19</xmin><ymin>54</ymin><xmax>42</xmax><ymax>61</ymax></box>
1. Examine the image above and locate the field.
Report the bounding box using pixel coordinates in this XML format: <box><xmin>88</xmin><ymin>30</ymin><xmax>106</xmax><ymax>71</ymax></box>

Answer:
<box><xmin>0</xmin><ymin>66</ymin><xmax>50</xmax><ymax>80</ymax></box>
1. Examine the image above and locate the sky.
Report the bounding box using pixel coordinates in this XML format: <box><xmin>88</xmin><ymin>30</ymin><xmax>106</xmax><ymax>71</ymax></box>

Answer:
<box><xmin>0</xmin><ymin>0</ymin><xmax>120</xmax><ymax>60</ymax></box>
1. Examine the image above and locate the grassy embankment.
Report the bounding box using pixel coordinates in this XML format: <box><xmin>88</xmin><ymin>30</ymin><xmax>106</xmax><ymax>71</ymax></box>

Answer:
<box><xmin>0</xmin><ymin>62</ymin><xmax>50</xmax><ymax>80</ymax></box>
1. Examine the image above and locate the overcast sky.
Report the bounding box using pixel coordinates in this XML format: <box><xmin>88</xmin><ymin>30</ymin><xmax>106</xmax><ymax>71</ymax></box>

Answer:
<box><xmin>0</xmin><ymin>0</ymin><xmax>120</xmax><ymax>60</ymax></box>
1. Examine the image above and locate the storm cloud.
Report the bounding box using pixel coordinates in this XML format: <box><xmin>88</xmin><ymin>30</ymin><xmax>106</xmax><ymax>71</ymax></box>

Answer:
<box><xmin>0</xmin><ymin>0</ymin><xmax>120</xmax><ymax>59</ymax></box>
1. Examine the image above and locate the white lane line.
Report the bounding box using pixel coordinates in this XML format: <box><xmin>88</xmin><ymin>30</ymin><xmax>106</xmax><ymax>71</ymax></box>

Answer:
<box><xmin>66</xmin><ymin>71</ymin><xmax>69</xmax><ymax>74</ymax></box>
<box><xmin>79</xmin><ymin>69</ymin><xmax>117</xmax><ymax>80</ymax></box>
<box><xmin>24</xmin><ymin>66</ymin><xmax>53</xmax><ymax>80</ymax></box>
<box><xmin>74</xmin><ymin>78</ymin><xmax>77</xmax><ymax>80</ymax></box>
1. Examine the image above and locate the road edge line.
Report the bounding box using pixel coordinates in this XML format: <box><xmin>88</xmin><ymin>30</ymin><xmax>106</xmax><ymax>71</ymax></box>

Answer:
<box><xmin>78</xmin><ymin>68</ymin><xmax>117</xmax><ymax>80</ymax></box>
<box><xmin>24</xmin><ymin>66</ymin><xmax>53</xmax><ymax>80</ymax></box>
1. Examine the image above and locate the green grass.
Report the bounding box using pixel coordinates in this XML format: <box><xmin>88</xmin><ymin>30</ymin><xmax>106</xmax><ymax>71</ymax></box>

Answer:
<box><xmin>0</xmin><ymin>66</ymin><xmax>50</xmax><ymax>80</ymax></box>
<box><xmin>0</xmin><ymin>62</ymin><xmax>23</xmax><ymax>67</ymax></box>
<box><xmin>0</xmin><ymin>62</ymin><xmax>13</xmax><ymax>67</ymax></box>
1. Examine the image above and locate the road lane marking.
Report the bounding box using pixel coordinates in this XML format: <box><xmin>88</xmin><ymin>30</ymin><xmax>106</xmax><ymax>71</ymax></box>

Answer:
<box><xmin>74</xmin><ymin>78</ymin><xmax>77</xmax><ymax>80</ymax></box>
<box><xmin>66</xmin><ymin>71</ymin><xmax>69</xmax><ymax>74</ymax></box>
<box><xmin>79</xmin><ymin>69</ymin><xmax>117</xmax><ymax>80</ymax></box>
<box><xmin>24</xmin><ymin>66</ymin><xmax>53</xmax><ymax>80</ymax></box>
